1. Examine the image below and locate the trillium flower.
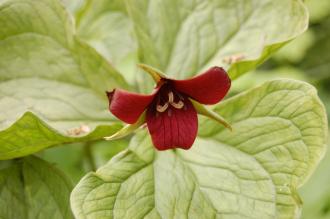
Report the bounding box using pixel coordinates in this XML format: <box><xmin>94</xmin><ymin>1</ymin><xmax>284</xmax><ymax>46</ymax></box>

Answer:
<box><xmin>105</xmin><ymin>64</ymin><xmax>231</xmax><ymax>150</ymax></box>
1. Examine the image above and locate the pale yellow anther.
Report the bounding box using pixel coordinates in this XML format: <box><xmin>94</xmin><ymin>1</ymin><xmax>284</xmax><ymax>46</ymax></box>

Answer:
<box><xmin>156</xmin><ymin>91</ymin><xmax>185</xmax><ymax>113</ymax></box>
<box><xmin>156</xmin><ymin>103</ymin><xmax>169</xmax><ymax>112</ymax></box>
<box><xmin>168</xmin><ymin>92</ymin><xmax>174</xmax><ymax>103</ymax></box>
<box><xmin>170</xmin><ymin>100</ymin><xmax>184</xmax><ymax>109</ymax></box>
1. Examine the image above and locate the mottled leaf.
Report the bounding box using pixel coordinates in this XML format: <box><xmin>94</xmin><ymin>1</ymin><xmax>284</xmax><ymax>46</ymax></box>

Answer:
<box><xmin>0</xmin><ymin>0</ymin><xmax>127</xmax><ymax>159</ymax></box>
<box><xmin>71</xmin><ymin>80</ymin><xmax>327</xmax><ymax>219</ymax></box>
<box><xmin>125</xmin><ymin>0</ymin><xmax>308</xmax><ymax>81</ymax></box>
<box><xmin>0</xmin><ymin>156</ymin><xmax>73</xmax><ymax>219</ymax></box>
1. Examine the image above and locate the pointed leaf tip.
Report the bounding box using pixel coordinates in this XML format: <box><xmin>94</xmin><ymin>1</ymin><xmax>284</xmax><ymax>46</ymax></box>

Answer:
<box><xmin>104</xmin><ymin>111</ymin><xmax>146</xmax><ymax>140</ymax></box>
<box><xmin>190</xmin><ymin>99</ymin><xmax>232</xmax><ymax>131</ymax></box>
<box><xmin>137</xmin><ymin>63</ymin><xmax>167</xmax><ymax>83</ymax></box>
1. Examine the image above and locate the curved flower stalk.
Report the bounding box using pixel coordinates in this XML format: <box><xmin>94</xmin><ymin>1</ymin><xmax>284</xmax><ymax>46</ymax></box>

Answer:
<box><xmin>105</xmin><ymin>64</ymin><xmax>232</xmax><ymax>150</ymax></box>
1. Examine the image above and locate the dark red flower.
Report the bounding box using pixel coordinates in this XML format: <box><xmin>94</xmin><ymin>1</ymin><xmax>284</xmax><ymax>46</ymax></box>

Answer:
<box><xmin>106</xmin><ymin>65</ymin><xmax>231</xmax><ymax>150</ymax></box>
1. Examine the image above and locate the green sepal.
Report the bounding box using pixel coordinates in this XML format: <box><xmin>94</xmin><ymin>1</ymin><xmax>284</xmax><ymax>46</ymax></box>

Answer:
<box><xmin>104</xmin><ymin>111</ymin><xmax>146</xmax><ymax>141</ymax></box>
<box><xmin>190</xmin><ymin>98</ymin><xmax>232</xmax><ymax>131</ymax></box>
<box><xmin>137</xmin><ymin>63</ymin><xmax>167</xmax><ymax>83</ymax></box>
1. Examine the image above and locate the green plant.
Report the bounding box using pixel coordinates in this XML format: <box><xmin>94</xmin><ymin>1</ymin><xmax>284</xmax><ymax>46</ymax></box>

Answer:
<box><xmin>0</xmin><ymin>0</ymin><xmax>328</xmax><ymax>218</ymax></box>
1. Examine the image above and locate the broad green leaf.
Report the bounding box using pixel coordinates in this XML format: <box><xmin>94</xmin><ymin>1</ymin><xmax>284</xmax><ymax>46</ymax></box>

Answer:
<box><xmin>230</xmin><ymin>67</ymin><xmax>309</xmax><ymax>95</ymax></box>
<box><xmin>299</xmin><ymin>137</ymin><xmax>330</xmax><ymax>219</ymax></box>
<box><xmin>199</xmin><ymin>79</ymin><xmax>328</xmax><ymax>218</ymax></box>
<box><xmin>60</xmin><ymin>0</ymin><xmax>85</xmax><ymax>13</ymax></box>
<box><xmin>125</xmin><ymin>0</ymin><xmax>308</xmax><ymax>81</ymax></box>
<box><xmin>0</xmin><ymin>156</ymin><xmax>73</xmax><ymax>219</ymax></box>
<box><xmin>72</xmin><ymin>131</ymin><xmax>276</xmax><ymax>219</ymax></box>
<box><xmin>75</xmin><ymin>0</ymin><xmax>138</xmax><ymax>84</ymax></box>
<box><xmin>0</xmin><ymin>112</ymin><xmax>122</xmax><ymax>160</ymax></box>
<box><xmin>0</xmin><ymin>0</ymin><xmax>128</xmax><ymax>159</ymax></box>
<box><xmin>71</xmin><ymin>79</ymin><xmax>327</xmax><ymax>219</ymax></box>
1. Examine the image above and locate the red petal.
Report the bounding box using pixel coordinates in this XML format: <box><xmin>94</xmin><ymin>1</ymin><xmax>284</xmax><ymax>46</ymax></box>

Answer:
<box><xmin>107</xmin><ymin>89</ymin><xmax>155</xmax><ymax>124</ymax></box>
<box><xmin>172</xmin><ymin>67</ymin><xmax>231</xmax><ymax>104</ymax></box>
<box><xmin>146</xmin><ymin>98</ymin><xmax>198</xmax><ymax>150</ymax></box>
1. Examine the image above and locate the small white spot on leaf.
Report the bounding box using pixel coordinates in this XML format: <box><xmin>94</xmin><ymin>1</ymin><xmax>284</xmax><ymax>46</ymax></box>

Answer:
<box><xmin>66</xmin><ymin>125</ymin><xmax>90</xmax><ymax>136</ymax></box>
<box><xmin>223</xmin><ymin>54</ymin><xmax>245</xmax><ymax>64</ymax></box>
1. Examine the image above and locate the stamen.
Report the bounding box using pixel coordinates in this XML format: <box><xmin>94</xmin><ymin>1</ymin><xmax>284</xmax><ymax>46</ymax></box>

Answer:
<box><xmin>156</xmin><ymin>103</ymin><xmax>169</xmax><ymax>112</ymax></box>
<box><xmin>156</xmin><ymin>91</ymin><xmax>185</xmax><ymax>113</ymax></box>
<box><xmin>168</xmin><ymin>92</ymin><xmax>174</xmax><ymax>103</ymax></box>
<box><xmin>170</xmin><ymin>100</ymin><xmax>184</xmax><ymax>109</ymax></box>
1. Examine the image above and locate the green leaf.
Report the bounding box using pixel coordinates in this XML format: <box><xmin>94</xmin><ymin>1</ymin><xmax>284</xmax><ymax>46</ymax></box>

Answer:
<box><xmin>299</xmin><ymin>137</ymin><xmax>330</xmax><ymax>219</ymax></box>
<box><xmin>199</xmin><ymin>79</ymin><xmax>328</xmax><ymax>218</ymax></box>
<box><xmin>75</xmin><ymin>0</ymin><xmax>138</xmax><ymax>84</ymax></box>
<box><xmin>0</xmin><ymin>156</ymin><xmax>73</xmax><ymax>219</ymax></box>
<box><xmin>0</xmin><ymin>0</ymin><xmax>128</xmax><ymax>158</ymax></box>
<box><xmin>71</xmin><ymin>79</ymin><xmax>327</xmax><ymax>219</ymax></box>
<box><xmin>104</xmin><ymin>111</ymin><xmax>145</xmax><ymax>141</ymax></box>
<box><xmin>125</xmin><ymin>0</ymin><xmax>308</xmax><ymax>81</ymax></box>
<box><xmin>190</xmin><ymin>98</ymin><xmax>232</xmax><ymax>131</ymax></box>
<box><xmin>0</xmin><ymin>112</ymin><xmax>122</xmax><ymax>160</ymax></box>
<box><xmin>60</xmin><ymin>0</ymin><xmax>85</xmax><ymax>13</ymax></box>
<box><xmin>137</xmin><ymin>63</ymin><xmax>167</xmax><ymax>83</ymax></box>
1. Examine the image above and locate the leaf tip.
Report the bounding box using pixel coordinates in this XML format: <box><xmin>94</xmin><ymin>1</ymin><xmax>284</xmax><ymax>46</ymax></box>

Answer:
<box><xmin>137</xmin><ymin>63</ymin><xmax>166</xmax><ymax>83</ymax></box>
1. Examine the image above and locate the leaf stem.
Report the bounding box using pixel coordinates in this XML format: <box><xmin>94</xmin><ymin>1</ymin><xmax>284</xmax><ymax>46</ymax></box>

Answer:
<box><xmin>83</xmin><ymin>142</ymin><xmax>96</xmax><ymax>171</ymax></box>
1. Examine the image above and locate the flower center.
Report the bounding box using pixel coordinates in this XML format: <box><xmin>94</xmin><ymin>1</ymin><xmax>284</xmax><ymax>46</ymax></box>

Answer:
<box><xmin>156</xmin><ymin>91</ymin><xmax>184</xmax><ymax>113</ymax></box>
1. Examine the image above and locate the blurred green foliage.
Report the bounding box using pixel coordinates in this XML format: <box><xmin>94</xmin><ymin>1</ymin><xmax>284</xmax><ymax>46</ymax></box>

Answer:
<box><xmin>39</xmin><ymin>138</ymin><xmax>129</xmax><ymax>183</ymax></box>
